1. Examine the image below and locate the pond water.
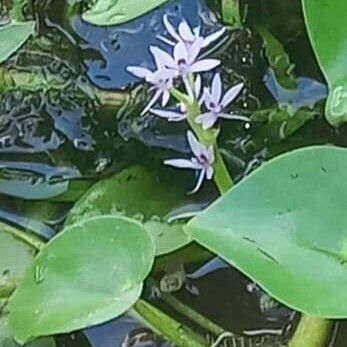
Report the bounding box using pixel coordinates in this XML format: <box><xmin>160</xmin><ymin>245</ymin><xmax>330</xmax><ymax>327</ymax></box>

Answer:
<box><xmin>1</xmin><ymin>0</ymin><xmax>347</xmax><ymax>346</ymax></box>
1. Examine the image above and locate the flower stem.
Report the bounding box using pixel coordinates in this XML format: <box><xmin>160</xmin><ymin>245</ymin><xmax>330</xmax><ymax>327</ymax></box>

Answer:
<box><xmin>289</xmin><ymin>315</ymin><xmax>332</xmax><ymax>347</ymax></box>
<box><xmin>133</xmin><ymin>299</ymin><xmax>207</xmax><ymax>347</ymax></box>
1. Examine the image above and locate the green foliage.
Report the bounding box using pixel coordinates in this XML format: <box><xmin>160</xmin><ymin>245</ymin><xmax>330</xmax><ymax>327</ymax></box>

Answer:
<box><xmin>65</xmin><ymin>166</ymin><xmax>191</xmax><ymax>255</ymax></box>
<box><xmin>256</xmin><ymin>25</ymin><xmax>297</xmax><ymax>89</ymax></box>
<box><xmin>8</xmin><ymin>216</ymin><xmax>155</xmax><ymax>344</ymax></box>
<box><xmin>82</xmin><ymin>0</ymin><xmax>171</xmax><ymax>26</ymax></box>
<box><xmin>0</xmin><ymin>21</ymin><xmax>35</xmax><ymax>64</ymax></box>
<box><xmin>302</xmin><ymin>0</ymin><xmax>347</xmax><ymax>126</ymax></box>
<box><xmin>0</xmin><ymin>222</ymin><xmax>36</xmax><ymax>298</ymax></box>
<box><xmin>185</xmin><ymin>146</ymin><xmax>347</xmax><ymax>317</ymax></box>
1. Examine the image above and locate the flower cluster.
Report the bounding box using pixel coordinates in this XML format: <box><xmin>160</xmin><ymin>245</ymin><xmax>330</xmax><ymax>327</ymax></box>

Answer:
<box><xmin>127</xmin><ymin>15</ymin><xmax>247</xmax><ymax>192</ymax></box>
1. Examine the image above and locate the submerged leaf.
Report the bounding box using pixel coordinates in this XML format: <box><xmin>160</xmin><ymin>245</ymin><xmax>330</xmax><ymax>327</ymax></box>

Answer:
<box><xmin>65</xmin><ymin>166</ymin><xmax>191</xmax><ymax>255</ymax></box>
<box><xmin>0</xmin><ymin>21</ymin><xmax>35</xmax><ymax>64</ymax></box>
<box><xmin>185</xmin><ymin>146</ymin><xmax>347</xmax><ymax>317</ymax></box>
<box><xmin>8</xmin><ymin>216</ymin><xmax>155</xmax><ymax>344</ymax></box>
<box><xmin>82</xmin><ymin>0</ymin><xmax>170</xmax><ymax>26</ymax></box>
<box><xmin>302</xmin><ymin>0</ymin><xmax>347</xmax><ymax>126</ymax></box>
<box><xmin>0</xmin><ymin>222</ymin><xmax>36</xmax><ymax>298</ymax></box>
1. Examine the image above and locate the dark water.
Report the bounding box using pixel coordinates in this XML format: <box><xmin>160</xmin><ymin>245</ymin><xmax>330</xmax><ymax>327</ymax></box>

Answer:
<box><xmin>1</xmin><ymin>0</ymin><xmax>347</xmax><ymax>346</ymax></box>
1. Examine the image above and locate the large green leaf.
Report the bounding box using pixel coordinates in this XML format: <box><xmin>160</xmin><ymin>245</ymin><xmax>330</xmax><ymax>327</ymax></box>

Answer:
<box><xmin>0</xmin><ymin>21</ymin><xmax>35</xmax><ymax>64</ymax></box>
<box><xmin>185</xmin><ymin>146</ymin><xmax>347</xmax><ymax>317</ymax></box>
<box><xmin>8</xmin><ymin>216</ymin><xmax>155</xmax><ymax>344</ymax></box>
<box><xmin>302</xmin><ymin>0</ymin><xmax>347</xmax><ymax>126</ymax></box>
<box><xmin>82</xmin><ymin>0</ymin><xmax>170</xmax><ymax>26</ymax></box>
<box><xmin>0</xmin><ymin>222</ymin><xmax>36</xmax><ymax>298</ymax></box>
<box><xmin>65</xmin><ymin>166</ymin><xmax>191</xmax><ymax>255</ymax></box>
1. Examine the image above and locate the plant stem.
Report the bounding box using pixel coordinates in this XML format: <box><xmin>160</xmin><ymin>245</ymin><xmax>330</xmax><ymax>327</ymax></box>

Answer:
<box><xmin>289</xmin><ymin>315</ymin><xmax>333</xmax><ymax>347</ymax></box>
<box><xmin>147</xmin><ymin>278</ymin><xmax>231</xmax><ymax>338</ymax></box>
<box><xmin>134</xmin><ymin>299</ymin><xmax>207</xmax><ymax>347</ymax></box>
<box><xmin>221</xmin><ymin>0</ymin><xmax>241</xmax><ymax>27</ymax></box>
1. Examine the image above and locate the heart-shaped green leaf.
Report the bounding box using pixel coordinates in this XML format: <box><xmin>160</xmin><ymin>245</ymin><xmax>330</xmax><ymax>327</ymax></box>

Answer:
<box><xmin>82</xmin><ymin>0</ymin><xmax>170</xmax><ymax>26</ymax></box>
<box><xmin>185</xmin><ymin>146</ymin><xmax>347</xmax><ymax>318</ymax></box>
<box><xmin>302</xmin><ymin>0</ymin><xmax>347</xmax><ymax>126</ymax></box>
<box><xmin>65</xmin><ymin>166</ymin><xmax>191</xmax><ymax>255</ymax></box>
<box><xmin>8</xmin><ymin>216</ymin><xmax>155</xmax><ymax>344</ymax></box>
<box><xmin>0</xmin><ymin>21</ymin><xmax>35</xmax><ymax>64</ymax></box>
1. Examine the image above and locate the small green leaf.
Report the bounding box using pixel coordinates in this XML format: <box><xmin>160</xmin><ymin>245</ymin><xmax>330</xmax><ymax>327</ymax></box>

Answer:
<box><xmin>82</xmin><ymin>0</ymin><xmax>171</xmax><ymax>26</ymax></box>
<box><xmin>8</xmin><ymin>216</ymin><xmax>155</xmax><ymax>344</ymax></box>
<box><xmin>302</xmin><ymin>0</ymin><xmax>347</xmax><ymax>126</ymax></box>
<box><xmin>65</xmin><ymin>166</ymin><xmax>191</xmax><ymax>255</ymax></box>
<box><xmin>185</xmin><ymin>146</ymin><xmax>347</xmax><ymax>318</ymax></box>
<box><xmin>0</xmin><ymin>21</ymin><xmax>35</xmax><ymax>64</ymax></box>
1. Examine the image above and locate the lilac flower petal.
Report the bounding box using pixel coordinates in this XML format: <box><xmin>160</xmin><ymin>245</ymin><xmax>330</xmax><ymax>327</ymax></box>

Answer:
<box><xmin>189</xmin><ymin>169</ymin><xmax>206</xmax><ymax>194</ymax></box>
<box><xmin>221</xmin><ymin>82</ymin><xmax>244</xmax><ymax>108</ymax></box>
<box><xmin>163</xmin><ymin>14</ymin><xmax>181</xmax><ymax>42</ymax></box>
<box><xmin>161</xmin><ymin>90</ymin><xmax>171</xmax><ymax>106</ymax></box>
<box><xmin>183</xmin><ymin>76</ymin><xmax>194</xmax><ymax>98</ymax></box>
<box><xmin>211</xmin><ymin>73</ymin><xmax>223</xmax><ymax>104</ymax></box>
<box><xmin>150</xmin><ymin>46</ymin><xmax>175</xmax><ymax>70</ymax></box>
<box><xmin>219</xmin><ymin>113</ymin><xmax>250</xmax><ymax>122</ymax></box>
<box><xmin>193</xmin><ymin>26</ymin><xmax>201</xmax><ymax>37</ymax></box>
<box><xmin>151</xmin><ymin>109</ymin><xmax>186</xmax><ymax>122</ymax></box>
<box><xmin>194</xmin><ymin>75</ymin><xmax>202</xmax><ymax>98</ymax></box>
<box><xmin>157</xmin><ymin>35</ymin><xmax>176</xmax><ymax>46</ymax></box>
<box><xmin>141</xmin><ymin>89</ymin><xmax>162</xmax><ymax>115</ymax></box>
<box><xmin>206</xmin><ymin>165</ymin><xmax>214</xmax><ymax>180</ymax></box>
<box><xmin>173</xmin><ymin>40</ymin><xmax>189</xmax><ymax>62</ymax></box>
<box><xmin>202</xmin><ymin>27</ymin><xmax>226</xmax><ymax>48</ymax></box>
<box><xmin>187</xmin><ymin>130</ymin><xmax>204</xmax><ymax>158</ymax></box>
<box><xmin>207</xmin><ymin>145</ymin><xmax>215</xmax><ymax>164</ymax></box>
<box><xmin>164</xmin><ymin>158</ymin><xmax>201</xmax><ymax>170</ymax></box>
<box><xmin>190</xmin><ymin>59</ymin><xmax>220</xmax><ymax>73</ymax></box>
<box><xmin>196</xmin><ymin>112</ymin><xmax>218</xmax><ymax>130</ymax></box>
<box><xmin>127</xmin><ymin>66</ymin><xmax>152</xmax><ymax>79</ymax></box>
<box><xmin>188</xmin><ymin>38</ymin><xmax>204</xmax><ymax>63</ymax></box>
<box><xmin>178</xmin><ymin>21</ymin><xmax>195</xmax><ymax>42</ymax></box>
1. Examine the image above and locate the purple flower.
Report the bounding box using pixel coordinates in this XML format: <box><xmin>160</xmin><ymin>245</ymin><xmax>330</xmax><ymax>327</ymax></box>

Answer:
<box><xmin>151</xmin><ymin>75</ymin><xmax>202</xmax><ymax>122</ymax></box>
<box><xmin>150</xmin><ymin>40</ymin><xmax>220</xmax><ymax>80</ymax></box>
<box><xmin>196</xmin><ymin>73</ymin><xmax>248</xmax><ymax>130</ymax></box>
<box><xmin>164</xmin><ymin>131</ymin><xmax>214</xmax><ymax>193</ymax></box>
<box><xmin>127</xmin><ymin>66</ymin><xmax>174</xmax><ymax>115</ymax></box>
<box><xmin>159</xmin><ymin>14</ymin><xmax>226</xmax><ymax>49</ymax></box>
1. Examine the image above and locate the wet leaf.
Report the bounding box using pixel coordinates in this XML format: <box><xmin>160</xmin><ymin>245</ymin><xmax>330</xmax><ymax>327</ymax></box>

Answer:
<box><xmin>302</xmin><ymin>0</ymin><xmax>347</xmax><ymax>126</ymax></box>
<box><xmin>185</xmin><ymin>146</ymin><xmax>347</xmax><ymax>317</ymax></box>
<box><xmin>0</xmin><ymin>222</ymin><xmax>36</xmax><ymax>298</ymax></box>
<box><xmin>82</xmin><ymin>0</ymin><xmax>170</xmax><ymax>26</ymax></box>
<box><xmin>0</xmin><ymin>21</ymin><xmax>35</xmax><ymax>64</ymax></box>
<box><xmin>65</xmin><ymin>166</ymin><xmax>191</xmax><ymax>255</ymax></box>
<box><xmin>8</xmin><ymin>216</ymin><xmax>155</xmax><ymax>344</ymax></box>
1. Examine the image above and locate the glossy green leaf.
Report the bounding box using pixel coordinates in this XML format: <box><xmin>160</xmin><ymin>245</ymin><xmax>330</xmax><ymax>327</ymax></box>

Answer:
<box><xmin>302</xmin><ymin>0</ymin><xmax>347</xmax><ymax>126</ymax></box>
<box><xmin>65</xmin><ymin>166</ymin><xmax>191</xmax><ymax>255</ymax></box>
<box><xmin>185</xmin><ymin>146</ymin><xmax>347</xmax><ymax>318</ymax></box>
<box><xmin>0</xmin><ymin>21</ymin><xmax>35</xmax><ymax>64</ymax></box>
<box><xmin>8</xmin><ymin>216</ymin><xmax>155</xmax><ymax>344</ymax></box>
<box><xmin>82</xmin><ymin>0</ymin><xmax>170</xmax><ymax>26</ymax></box>
<box><xmin>0</xmin><ymin>222</ymin><xmax>36</xmax><ymax>298</ymax></box>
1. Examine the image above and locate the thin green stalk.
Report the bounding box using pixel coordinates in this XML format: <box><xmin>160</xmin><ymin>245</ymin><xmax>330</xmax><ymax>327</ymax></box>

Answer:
<box><xmin>147</xmin><ymin>278</ymin><xmax>231</xmax><ymax>338</ymax></box>
<box><xmin>134</xmin><ymin>300</ymin><xmax>207</xmax><ymax>347</ymax></box>
<box><xmin>289</xmin><ymin>315</ymin><xmax>332</xmax><ymax>347</ymax></box>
